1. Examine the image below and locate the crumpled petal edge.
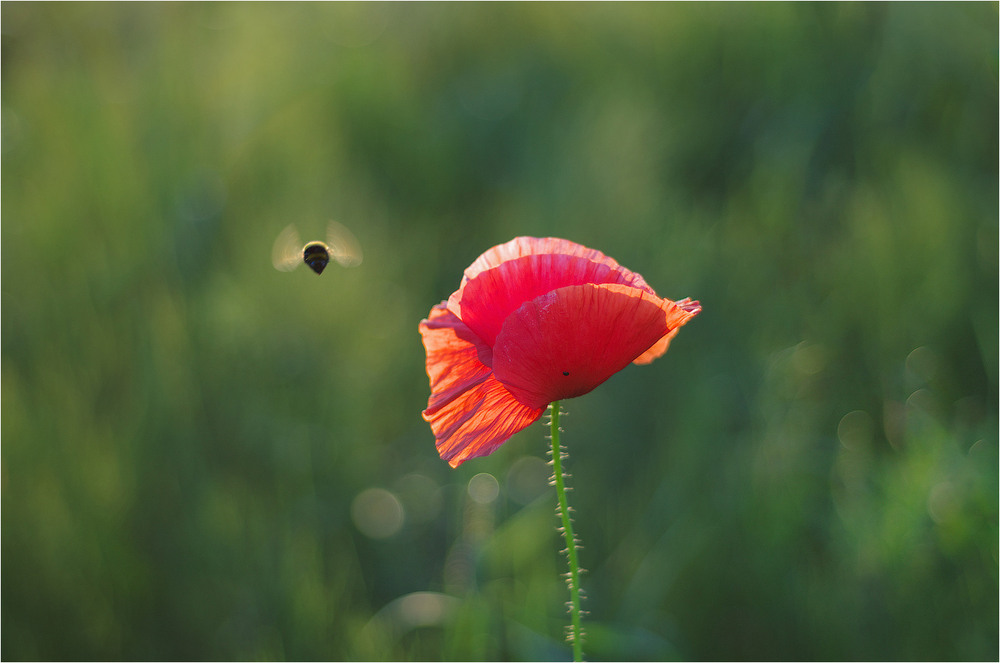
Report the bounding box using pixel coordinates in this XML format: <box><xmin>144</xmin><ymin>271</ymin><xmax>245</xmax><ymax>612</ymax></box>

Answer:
<box><xmin>633</xmin><ymin>298</ymin><xmax>702</xmax><ymax>365</ymax></box>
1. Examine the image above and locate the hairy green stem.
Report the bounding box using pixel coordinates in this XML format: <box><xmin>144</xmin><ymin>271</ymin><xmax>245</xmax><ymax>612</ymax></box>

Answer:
<box><xmin>550</xmin><ymin>401</ymin><xmax>584</xmax><ymax>661</ymax></box>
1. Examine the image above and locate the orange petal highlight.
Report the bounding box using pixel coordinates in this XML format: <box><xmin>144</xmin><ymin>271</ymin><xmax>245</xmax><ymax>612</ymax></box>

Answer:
<box><xmin>419</xmin><ymin>303</ymin><xmax>545</xmax><ymax>467</ymax></box>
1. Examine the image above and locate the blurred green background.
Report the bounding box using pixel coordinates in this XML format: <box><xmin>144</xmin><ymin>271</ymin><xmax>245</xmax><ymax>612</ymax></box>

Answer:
<box><xmin>2</xmin><ymin>3</ymin><xmax>997</xmax><ymax>660</ymax></box>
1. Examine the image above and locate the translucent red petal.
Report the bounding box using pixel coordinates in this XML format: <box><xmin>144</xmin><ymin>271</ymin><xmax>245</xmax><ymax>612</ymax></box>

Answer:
<box><xmin>419</xmin><ymin>303</ymin><xmax>544</xmax><ymax>467</ymax></box>
<box><xmin>492</xmin><ymin>284</ymin><xmax>700</xmax><ymax>409</ymax></box>
<box><xmin>450</xmin><ymin>253</ymin><xmax>649</xmax><ymax>348</ymax></box>
<box><xmin>461</xmin><ymin>236</ymin><xmax>648</xmax><ymax>286</ymax></box>
<box><xmin>449</xmin><ymin>237</ymin><xmax>654</xmax><ymax>322</ymax></box>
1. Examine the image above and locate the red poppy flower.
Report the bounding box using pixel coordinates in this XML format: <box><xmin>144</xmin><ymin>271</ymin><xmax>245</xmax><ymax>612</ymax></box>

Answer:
<box><xmin>420</xmin><ymin>237</ymin><xmax>701</xmax><ymax>467</ymax></box>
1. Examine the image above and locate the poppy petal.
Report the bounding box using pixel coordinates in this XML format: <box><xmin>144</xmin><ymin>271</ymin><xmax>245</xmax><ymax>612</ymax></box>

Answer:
<box><xmin>462</xmin><ymin>236</ymin><xmax>643</xmax><ymax>283</ymax></box>
<box><xmin>419</xmin><ymin>303</ymin><xmax>544</xmax><ymax>467</ymax></box>
<box><xmin>633</xmin><ymin>298</ymin><xmax>702</xmax><ymax>365</ymax></box>
<box><xmin>450</xmin><ymin>237</ymin><xmax>655</xmax><ymax>320</ymax></box>
<box><xmin>492</xmin><ymin>284</ymin><xmax>700</xmax><ymax>409</ymax></box>
<box><xmin>450</xmin><ymin>253</ymin><xmax>647</xmax><ymax>348</ymax></box>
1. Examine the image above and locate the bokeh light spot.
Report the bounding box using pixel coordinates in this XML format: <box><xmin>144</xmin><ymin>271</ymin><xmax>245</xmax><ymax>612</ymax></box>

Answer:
<box><xmin>351</xmin><ymin>488</ymin><xmax>404</xmax><ymax>539</ymax></box>
<box><xmin>837</xmin><ymin>410</ymin><xmax>874</xmax><ymax>451</ymax></box>
<box><xmin>927</xmin><ymin>481</ymin><xmax>960</xmax><ymax>524</ymax></box>
<box><xmin>906</xmin><ymin>345</ymin><xmax>940</xmax><ymax>385</ymax></box>
<box><xmin>396</xmin><ymin>591</ymin><xmax>455</xmax><ymax>629</ymax></box>
<box><xmin>468</xmin><ymin>472</ymin><xmax>499</xmax><ymax>504</ymax></box>
<box><xmin>792</xmin><ymin>342</ymin><xmax>827</xmax><ymax>376</ymax></box>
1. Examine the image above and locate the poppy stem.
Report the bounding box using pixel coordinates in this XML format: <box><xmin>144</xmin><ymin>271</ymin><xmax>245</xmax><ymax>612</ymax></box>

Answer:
<box><xmin>549</xmin><ymin>401</ymin><xmax>584</xmax><ymax>662</ymax></box>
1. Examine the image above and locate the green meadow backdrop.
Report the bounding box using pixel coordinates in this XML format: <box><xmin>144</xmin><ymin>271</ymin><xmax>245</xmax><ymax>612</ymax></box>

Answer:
<box><xmin>3</xmin><ymin>3</ymin><xmax>996</xmax><ymax>660</ymax></box>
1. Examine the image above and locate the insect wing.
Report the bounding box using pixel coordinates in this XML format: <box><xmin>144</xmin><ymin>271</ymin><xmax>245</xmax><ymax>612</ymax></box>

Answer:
<box><xmin>325</xmin><ymin>220</ymin><xmax>363</xmax><ymax>267</ymax></box>
<box><xmin>272</xmin><ymin>224</ymin><xmax>304</xmax><ymax>271</ymax></box>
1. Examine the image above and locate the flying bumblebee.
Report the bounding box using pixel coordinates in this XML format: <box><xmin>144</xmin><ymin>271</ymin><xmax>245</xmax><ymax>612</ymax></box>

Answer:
<box><xmin>272</xmin><ymin>221</ymin><xmax>363</xmax><ymax>274</ymax></box>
